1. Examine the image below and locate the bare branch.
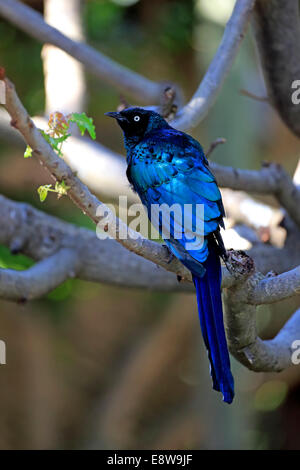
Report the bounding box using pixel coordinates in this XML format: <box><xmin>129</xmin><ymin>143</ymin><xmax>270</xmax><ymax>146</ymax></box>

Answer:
<box><xmin>0</xmin><ymin>248</ymin><xmax>78</xmax><ymax>301</ymax></box>
<box><xmin>0</xmin><ymin>193</ymin><xmax>233</xmax><ymax>293</ymax></box>
<box><xmin>249</xmin><ymin>266</ymin><xmax>300</xmax><ymax>305</ymax></box>
<box><xmin>0</xmin><ymin>0</ymin><xmax>254</xmax><ymax>129</ymax></box>
<box><xmin>211</xmin><ymin>162</ymin><xmax>300</xmax><ymax>228</ymax></box>
<box><xmin>240</xmin><ymin>88</ymin><xmax>269</xmax><ymax>103</ymax></box>
<box><xmin>252</xmin><ymin>0</ymin><xmax>300</xmax><ymax>137</ymax></box>
<box><xmin>0</xmin><ymin>0</ymin><xmax>162</xmax><ymax>104</ymax></box>
<box><xmin>205</xmin><ymin>138</ymin><xmax>226</xmax><ymax>158</ymax></box>
<box><xmin>224</xmin><ymin>281</ymin><xmax>300</xmax><ymax>372</ymax></box>
<box><xmin>171</xmin><ymin>0</ymin><xmax>255</xmax><ymax>130</ymax></box>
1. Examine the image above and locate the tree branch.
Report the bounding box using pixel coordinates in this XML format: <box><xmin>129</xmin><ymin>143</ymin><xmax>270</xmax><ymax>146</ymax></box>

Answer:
<box><xmin>248</xmin><ymin>266</ymin><xmax>300</xmax><ymax>305</ymax></box>
<box><xmin>0</xmin><ymin>0</ymin><xmax>254</xmax><ymax>130</ymax></box>
<box><xmin>0</xmin><ymin>193</ymin><xmax>229</xmax><ymax>293</ymax></box>
<box><xmin>211</xmin><ymin>162</ymin><xmax>300</xmax><ymax>228</ymax></box>
<box><xmin>172</xmin><ymin>0</ymin><xmax>256</xmax><ymax>130</ymax></box>
<box><xmin>224</xmin><ymin>280</ymin><xmax>300</xmax><ymax>372</ymax></box>
<box><xmin>0</xmin><ymin>0</ymin><xmax>162</xmax><ymax>104</ymax></box>
<box><xmin>252</xmin><ymin>0</ymin><xmax>300</xmax><ymax>137</ymax></box>
<box><xmin>0</xmin><ymin>248</ymin><xmax>78</xmax><ymax>301</ymax></box>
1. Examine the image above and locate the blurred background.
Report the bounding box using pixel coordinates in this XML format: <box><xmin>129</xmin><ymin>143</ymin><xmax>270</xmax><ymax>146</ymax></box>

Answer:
<box><xmin>0</xmin><ymin>0</ymin><xmax>300</xmax><ymax>450</ymax></box>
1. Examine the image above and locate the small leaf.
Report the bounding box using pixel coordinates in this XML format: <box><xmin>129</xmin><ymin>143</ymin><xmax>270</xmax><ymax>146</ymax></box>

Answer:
<box><xmin>69</xmin><ymin>112</ymin><xmax>96</xmax><ymax>140</ymax></box>
<box><xmin>39</xmin><ymin>130</ymin><xmax>70</xmax><ymax>155</ymax></box>
<box><xmin>55</xmin><ymin>180</ymin><xmax>70</xmax><ymax>196</ymax></box>
<box><xmin>24</xmin><ymin>146</ymin><xmax>33</xmax><ymax>158</ymax></box>
<box><xmin>37</xmin><ymin>184</ymin><xmax>52</xmax><ymax>202</ymax></box>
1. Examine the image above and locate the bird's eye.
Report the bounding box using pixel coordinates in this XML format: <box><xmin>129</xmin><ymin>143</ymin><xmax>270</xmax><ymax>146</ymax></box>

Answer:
<box><xmin>133</xmin><ymin>115</ymin><xmax>140</xmax><ymax>122</ymax></box>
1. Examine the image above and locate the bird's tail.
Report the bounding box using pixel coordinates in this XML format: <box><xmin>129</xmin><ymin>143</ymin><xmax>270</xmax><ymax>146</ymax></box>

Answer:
<box><xmin>192</xmin><ymin>249</ymin><xmax>234</xmax><ymax>404</ymax></box>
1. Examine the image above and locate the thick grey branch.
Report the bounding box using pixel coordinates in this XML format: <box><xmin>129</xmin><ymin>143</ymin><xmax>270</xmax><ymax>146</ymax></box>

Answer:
<box><xmin>252</xmin><ymin>0</ymin><xmax>300</xmax><ymax>137</ymax></box>
<box><xmin>0</xmin><ymin>248</ymin><xmax>78</xmax><ymax>301</ymax></box>
<box><xmin>249</xmin><ymin>266</ymin><xmax>300</xmax><ymax>305</ymax></box>
<box><xmin>224</xmin><ymin>276</ymin><xmax>300</xmax><ymax>372</ymax></box>
<box><xmin>1</xmin><ymin>193</ymin><xmax>299</xmax><ymax>306</ymax></box>
<box><xmin>0</xmin><ymin>193</ymin><xmax>216</xmax><ymax>293</ymax></box>
<box><xmin>211</xmin><ymin>162</ymin><xmax>300</xmax><ymax>228</ymax></box>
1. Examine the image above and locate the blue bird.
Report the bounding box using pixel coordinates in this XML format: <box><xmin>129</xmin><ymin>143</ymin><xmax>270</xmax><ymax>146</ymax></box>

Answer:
<box><xmin>106</xmin><ymin>108</ymin><xmax>234</xmax><ymax>404</ymax></box>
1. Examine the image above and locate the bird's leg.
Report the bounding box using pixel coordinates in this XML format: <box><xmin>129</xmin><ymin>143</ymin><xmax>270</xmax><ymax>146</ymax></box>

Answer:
<box><xmin>162</xmin><ymin>245</ymin><xmax>182</xmax><ymax>283</ymax></box>
<box><xmin>223</xmin><ymin>251</ymin><xmax>234</xmax><ymax>275</ymax></box>
<box><xmin>162</xmin><ymin>244</ymin><xmax>175</xmax><ymax>264</ymax></box>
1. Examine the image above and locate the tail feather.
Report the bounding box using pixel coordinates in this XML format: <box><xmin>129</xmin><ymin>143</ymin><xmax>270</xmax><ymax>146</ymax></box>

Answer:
<box><xmin>192</xmin><ymin>249</ymin><xmax>234</xmax><ymax>404</ymax></box>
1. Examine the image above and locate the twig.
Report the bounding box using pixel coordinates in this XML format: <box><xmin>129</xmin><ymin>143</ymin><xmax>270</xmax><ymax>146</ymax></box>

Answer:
<box><xmin>240</xmin><ymin>89</ymin><xmax>269</xmax><ymax>103</ymax></box>
<box><xmin>160</xmin><ymin>86</ymin><xmax>178</xmax><ymax>121</ymax></box>
<box><xmin>206</xmin><ymin>138</ymin><xmax>226</xmax><ymax>158</ymax></box>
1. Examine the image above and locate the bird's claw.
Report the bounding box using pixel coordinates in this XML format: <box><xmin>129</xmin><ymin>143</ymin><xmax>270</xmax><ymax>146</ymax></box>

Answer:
<box><xmin>162</xmin><ymin>244</ymin><xmax>174</xmax><ymax>264</ymax></box>
<box><xmin>223</xmin><ymin>251</ymin><xmax>234</xmax><ymax>275</ymax></box>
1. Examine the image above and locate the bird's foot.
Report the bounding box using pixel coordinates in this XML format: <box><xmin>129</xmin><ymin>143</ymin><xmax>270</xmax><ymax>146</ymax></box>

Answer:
<box><xmin>162</xmin><ymin>244</ymin><xmax>174</xmax><ymax>264</ymax></box>
<box><xmin>223</xmin><ymin>250</ymin><xmax>234</xmax><ymax>275</ymax></box>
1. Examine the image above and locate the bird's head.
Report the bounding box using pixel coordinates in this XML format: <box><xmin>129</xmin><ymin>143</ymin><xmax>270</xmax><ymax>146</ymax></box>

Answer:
<box><xmin>105</xmin><ymin>107</ymin><xmax>169</xmax><ymax>143</ymax></box>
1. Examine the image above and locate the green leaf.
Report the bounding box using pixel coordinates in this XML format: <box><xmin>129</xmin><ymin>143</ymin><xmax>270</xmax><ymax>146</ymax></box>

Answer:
<box><xmin>37</xmin><ymin>184</ymin><xmax>52</xmax><ymax>202</ymax></box>
<box><xmin>24</xmin><ymin>145</ymin><xmax>33</xmax><ymax>158</ymax></box>
<box><xmin>69</xmin><ymin>112</ymin><xmax>96</xmax><ymax>140</ymax></box>
<box><xmin>55</xmin><ymin>180</ymin><xmax>70</xmax><ymax>196</ymax></box>
<box><xmin>39</xmin><ymin>130</ymin><xmax>71</xmax><ymax>156</ymax></box>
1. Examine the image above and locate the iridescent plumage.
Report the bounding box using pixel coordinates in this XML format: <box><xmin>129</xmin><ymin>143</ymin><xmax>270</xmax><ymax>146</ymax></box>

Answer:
<box><xmin>106</xmin><ymin>108</ymin><xmax>234</xmax><ymax>403</ymax></box>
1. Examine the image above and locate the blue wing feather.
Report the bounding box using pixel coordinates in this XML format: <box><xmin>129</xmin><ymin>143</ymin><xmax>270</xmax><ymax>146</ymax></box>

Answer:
<box><xmin>129</xmin><ymin>128</ymin><xmax>223</xmax><ymax>268</ymax></box>
<box><xmin>127</xmin><ymin>126</ymin><xmax>234</xmax><ymax>403</ymax></box>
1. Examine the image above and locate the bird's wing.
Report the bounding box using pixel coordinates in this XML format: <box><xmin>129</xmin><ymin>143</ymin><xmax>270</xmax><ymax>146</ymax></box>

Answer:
<box><xmin>129</xmin><ymin>133</ymin><xmax>225</xmax><ymax>268</ymax></box>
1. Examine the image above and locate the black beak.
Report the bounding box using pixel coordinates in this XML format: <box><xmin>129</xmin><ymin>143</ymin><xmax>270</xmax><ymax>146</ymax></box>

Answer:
<box><xmin>105</xmin><ymin>111</ymin><xmax>128</xmax><ymax>122</ymax></box>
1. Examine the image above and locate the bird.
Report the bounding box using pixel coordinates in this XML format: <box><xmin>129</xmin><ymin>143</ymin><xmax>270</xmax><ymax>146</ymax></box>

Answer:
<box><xmin>105</xmin><ymin>107</ymin><xmax>234</xmax><ymax>404</ymax></box>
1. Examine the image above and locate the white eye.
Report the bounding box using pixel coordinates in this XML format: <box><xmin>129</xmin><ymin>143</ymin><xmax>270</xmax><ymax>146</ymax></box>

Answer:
<box><xmin>134</xmin><ymin>115</ymin><xmax>140</xmax><ymax>122</ymax></box>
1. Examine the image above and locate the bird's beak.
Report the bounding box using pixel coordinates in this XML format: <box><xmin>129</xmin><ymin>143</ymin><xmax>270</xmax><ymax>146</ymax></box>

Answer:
<box><xmin>105</xmin><ymin>111</ymin><xmax>128</xmax><ymax>122</ymax></box>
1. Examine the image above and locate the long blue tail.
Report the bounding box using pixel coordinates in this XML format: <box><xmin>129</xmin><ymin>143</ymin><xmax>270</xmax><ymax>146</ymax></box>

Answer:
<box><xmin>192</xmin><ymin>249</ymin><xmax>234</xmax><ymax>404</ymax></box>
